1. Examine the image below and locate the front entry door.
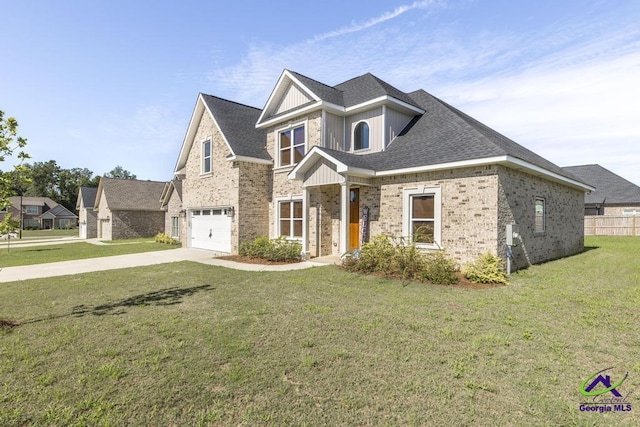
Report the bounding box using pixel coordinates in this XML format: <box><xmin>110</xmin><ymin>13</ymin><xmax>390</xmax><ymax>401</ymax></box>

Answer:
<box><xmin>349</xmin><ymin>188</ymin><xmax>360</xmax><ymax>250</ymax></box>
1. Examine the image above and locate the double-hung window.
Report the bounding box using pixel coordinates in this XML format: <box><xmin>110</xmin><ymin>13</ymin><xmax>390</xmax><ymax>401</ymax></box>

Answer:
<box><xmin>403</xmin><ymin>187</ymin><xmax>442</xmax><ymax>248</ymax></box>
<box><xmin>171</xmin><ymin>216</ymin><xmax>179</xmax><ymax>238</ymax></box>
<box><xmin>202</xmin><ymin>140</ymin><xmax>211</xmax><ymax>174</ymax></box>
<box><xmin>278</xmin><ymin>125</ymin><xmax>305</xmax><ymax>167</ymax></box>
<box><xmin>535</xmin><ymin>198</ymin><xmax>545</xmax><ymax>233</ymax></box>
<box><xmin>25</xmin><ymin>206</ymin><xmax>39</xmax><ymax>215</ymax></box>
<box><xmin>279</xmin><ymin>200</ymin><xmax>303</xmax><ymax>238</ymax></box>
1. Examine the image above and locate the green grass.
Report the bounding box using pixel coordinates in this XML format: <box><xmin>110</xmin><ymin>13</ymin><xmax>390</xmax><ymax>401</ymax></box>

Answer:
<box><xmin>0</xmin><ymin>241</ymin><xmax>179</xmax><ymax>267</ymax></box>
<box><xmin>0</xmin><ymin>236</ymin><xmax>639</xmax><ymax>426</ymax></box>
<box><xmin>19</xmin><ymin>229</ymin><xmax>78</xmax><ymax>239</ymax></box>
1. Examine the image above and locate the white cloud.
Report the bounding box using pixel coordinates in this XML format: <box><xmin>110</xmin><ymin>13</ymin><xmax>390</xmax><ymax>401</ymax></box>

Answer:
<box><xmin>313</xmin><ymin>0</ymin><xmax>441</xmax><ymax>42</ymax></box>
<box><xmin>206</xmin><ymin>1</ymin><xmax>640</xmax><ymax>184</ymax></box>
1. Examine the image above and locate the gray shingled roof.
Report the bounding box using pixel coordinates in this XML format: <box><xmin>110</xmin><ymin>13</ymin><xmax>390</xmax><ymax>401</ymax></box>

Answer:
<box><xmin>79</xmin><ymin>187</ymin><xmax>98</xmax><ymax>208</ymax></box>
<box><xmin>8</xmin><ymin>196</ymin><xmax>54</xmax><ymax>208</ymax></box>
<box><xmin>334</xmin><ymin>73</ymin><xmax>419</xmax><ymax>108</ymax></box>
<box><xmin>45</xmin><ymin>204</ymin><xmax>77</xmax><ymax>218</ymax></box>
<box><xmin>288</xmin><ymin>70</ymin><xmax>344</xmax><ymax>105</ymax></box>
<box><xmin>313</xmin><ymin>89</ymin><xmax>584</xmax><ymax>185</ymax></box>
<box><xmin>99</xmin><ymin>178</ymin><xmax>166</xmax><ymax>211</ymax></box>
<box><xmin>562</xmin><ymin>164</ymin><xmax>640</xmax><ymax>205</ymax></box>
<box><xmin>287</xmin><ymin>70</ymin><xmax>421</xmax><ymax>109</ymax></box>
<box><xmin>201</xmin><ymin>94</ymin><xmax>270</xmax><ymax>160</ymax></box>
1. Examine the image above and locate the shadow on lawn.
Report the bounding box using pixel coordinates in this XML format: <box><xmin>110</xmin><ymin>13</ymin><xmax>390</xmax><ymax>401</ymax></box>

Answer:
<box><xmin>21</xmin><ymin>284</ymin><xmax>214</xmax><ymax>325</ymax></box>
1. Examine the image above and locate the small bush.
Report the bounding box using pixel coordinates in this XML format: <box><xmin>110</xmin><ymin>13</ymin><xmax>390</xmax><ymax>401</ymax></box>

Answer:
<box><xmin>420</xmin><ymin>251</ymin><xmax>458</xmax><ymax>285</ymax></box>
<box><xmin>342</xmin><ymin>234</ymin><xmax>459</xmax><ymax>285</ymax></box>
<box><xmin>239</xmin><ymin>236</ymin><xmax>301</xmax><ymax>262</ymax></box>
<box><xmin>155</xmin><ymin>232</ymin><xmax>178</xmax><ymax>245</ymax></box>
<box><xmin>356</xmin><ymin>234</ymin><xmax>398</xmax><ymax>274</ymax></box>
<box><xmin>462</xmin><ymin>253</ymin><xmax>508</xmax><ymax>285</ymax></box>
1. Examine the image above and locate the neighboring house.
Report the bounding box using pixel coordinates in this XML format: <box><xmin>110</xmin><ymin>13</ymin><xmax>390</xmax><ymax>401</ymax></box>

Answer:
<box><xmin>1</xmin><ymin>196</ymin><xmax>77</xmax><ymax>229</ymax></box>
<box><xmin>160</xmin><ymin>178</ymin><xmax>185</xmax><ymax>242</ymax></box>
<box><xmin>173</xmin><ymin>69</ymin><xmax>593</xmax><ymax>270</ymax></box>
<box><xmin>76</xmin><ymin>187</ymin><xmax>98</xmax><ymax>238</ymax></box>
<box><xmin>563</xmin><ymin>164</ymin><xmax>640</xmax><ymax>216</ymax></box>
<box><xmin>94</xmin><ymin>177</ymin><xmax>166</xmax><ymax>240</ymax></box>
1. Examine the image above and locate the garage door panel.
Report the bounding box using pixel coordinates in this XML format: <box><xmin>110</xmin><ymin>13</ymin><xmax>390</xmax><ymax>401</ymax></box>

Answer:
<box><xmin>190</xmin><ymin>209</ymin><xmax>231</xmax><ymax>252</ymax></box>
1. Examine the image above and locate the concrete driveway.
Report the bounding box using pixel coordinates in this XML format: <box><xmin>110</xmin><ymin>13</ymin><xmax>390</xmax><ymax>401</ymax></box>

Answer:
<box><xmin>0</xmin><ymin>248</ymin><xmax>332</xmax><ymax>283</ymax></box>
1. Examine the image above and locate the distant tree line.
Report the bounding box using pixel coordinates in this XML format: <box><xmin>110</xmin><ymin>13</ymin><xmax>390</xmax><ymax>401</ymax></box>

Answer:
<box><xmin>11</xmin><ymin>161</ymin><xmax>137</xmax><ymax>212</ymax></box>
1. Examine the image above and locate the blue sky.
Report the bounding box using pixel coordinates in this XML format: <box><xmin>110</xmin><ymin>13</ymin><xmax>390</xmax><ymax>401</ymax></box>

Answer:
<box><xmin>2</xmin><ymin>0</ymin><xmax>639</xmax><ymax>185</ymax></box>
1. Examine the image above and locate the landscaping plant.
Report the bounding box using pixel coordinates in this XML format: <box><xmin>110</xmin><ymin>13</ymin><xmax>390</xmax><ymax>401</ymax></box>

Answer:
<box><xmin>462</xmin><ymin>252</ymin><xmax>508</xmax><ymax>285</ymax></box>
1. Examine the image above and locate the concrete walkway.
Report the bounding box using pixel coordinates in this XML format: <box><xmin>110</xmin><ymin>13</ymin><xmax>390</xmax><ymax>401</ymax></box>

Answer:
<box><xmin>0</xmin><ymin>248</ymin><xmax>333</xmax><ymax>283</ymax></box>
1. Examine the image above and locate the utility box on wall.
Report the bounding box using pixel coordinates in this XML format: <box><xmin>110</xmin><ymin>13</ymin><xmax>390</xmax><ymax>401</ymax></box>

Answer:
<box><xmin>506</xmin><ymin>224</ymin><xmax>520</xmax><ymax>247</ymax></box>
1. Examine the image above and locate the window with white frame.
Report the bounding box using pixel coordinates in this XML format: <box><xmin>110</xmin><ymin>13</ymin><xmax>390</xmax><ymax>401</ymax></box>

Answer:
<box><xmin>171</xmin><ymin>216</ymin><xmax>179</xmax><ymax>238</ymax></box>
<box><xmin>353</xmin><ymin>121</ymin><xmax>369</xmax><ymax>151</ymax></box>
<box><xmin>535</xmin><ymin>198</ymin><xmax>545</xmax><ymax>233</ymax></box>
<box><xmin>278</xmin><ymin>125</ymin><xmax>305</xmax><ymax>167</ymax></box>
<box><xmin>403</xmin><ymin>187</ymin><xmax>442</xmax><ymax>247</ymax></box>
<box><xmin>25</xmin><ymin>206</ymin><xmax>39</xmax><ymax>215</ymax></box>
<box><xmin>278</xmin><ymin>199</ymin><xmax>303</xmax><ymax>238</ymax></box>
<box><xmin>623</xmin><ymin>209</ymin><xmax>640</xmax><ymax>216</ymax></box>
<box><xmin>202</xmin><ymin>139</ymin><xmax>211</xmax><ymax>174</ymax></box>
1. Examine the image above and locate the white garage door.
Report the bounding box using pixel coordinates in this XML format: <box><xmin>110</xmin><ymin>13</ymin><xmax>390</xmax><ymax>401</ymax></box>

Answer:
<box><xmin>190</xmin><ymin>209</ymin><xmax>232</xmax><ymax>252</ymax></box>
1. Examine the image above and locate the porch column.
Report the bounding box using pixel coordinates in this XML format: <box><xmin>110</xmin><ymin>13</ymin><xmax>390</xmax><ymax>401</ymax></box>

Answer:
<box><xmin>302</xmin><ymin>186</ymin><xmax>310</xmax><ymax>258</ymax></box>
<box><xmin>339</xmin><ymin>180</ymin><xmax>350</xmax><ymax>255</ymax></box>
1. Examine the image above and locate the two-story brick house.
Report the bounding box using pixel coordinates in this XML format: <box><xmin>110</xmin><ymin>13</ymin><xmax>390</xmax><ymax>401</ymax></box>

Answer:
<box><xmin>173</xmin><ymin>70</ymin><xmax>593</xmax><ymax>270</ymax></box>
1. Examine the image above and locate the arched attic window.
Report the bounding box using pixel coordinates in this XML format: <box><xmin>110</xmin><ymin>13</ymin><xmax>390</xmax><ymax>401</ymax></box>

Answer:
<box><xmin>354</xmin><ymin>122</ymin><xmax>369</xmax><ymax>151</ymax></box>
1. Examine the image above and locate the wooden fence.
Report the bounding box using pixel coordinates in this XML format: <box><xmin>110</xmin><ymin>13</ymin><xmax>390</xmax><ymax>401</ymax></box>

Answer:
<box><xmin>584</xmin><ymin>215</ymin><xmax>639</xmax><ymax>236</ymax></box>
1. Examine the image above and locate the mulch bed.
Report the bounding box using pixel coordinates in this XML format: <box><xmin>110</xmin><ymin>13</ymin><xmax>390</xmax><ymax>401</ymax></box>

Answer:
<box><xmin>218</xmin><ymin>255</ymin><xmax>302</xmax><ymax>265</ymax></box>
<box><xmin>218</xmin><ymin>256</ymin><xmax>502</xmax><ymax>289</ymax></box>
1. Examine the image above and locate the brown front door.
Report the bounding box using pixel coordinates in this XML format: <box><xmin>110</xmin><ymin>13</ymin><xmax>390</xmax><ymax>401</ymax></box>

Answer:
<box><xmin>349</xmin><ymin>188</ymin><xmax>360</xmax><ymax>250</ymax></box>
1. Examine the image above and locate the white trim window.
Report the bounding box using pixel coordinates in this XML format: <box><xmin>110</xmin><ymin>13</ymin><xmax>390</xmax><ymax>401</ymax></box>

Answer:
<box><xmin>171</xmin><ymin>216</ymin><xmax>179</xmax><ymax>238</ymax></box>
<box><xmin>353</xmin><ymin>121</ymin><xmax>370</xmax><ymax>151</ymax></box>
<box><xmin>202</xmin><ymin>139</ymin><xmax>212</xmax><ymax>174</ymax></box>
<box><xmin>278</xmin><ymin>124</ymin><xmax>305</xmax><ymax>167</ymax></box>
<box><xmin>623</xmin><ymin>209</ymin><xmax>640</xmax><ymax>216</ymax></box>
<box><xmin>403</xmin><ymin>187</ymin><xmax>442</xmax><ymax>248</ymax></box>
<box><xmin>535</xmin><ymin>198</ymin><xmax>546</xmax><ymax>233</ymax></box>
<box><xmin>277</xmin><ymin>198</ymin><xmax>303</xmax><ymax>239</ymax></box>
<box><xmin>25</xmin><ymin>206</ymin><xmax>39</xmax><ymax>215</ymax></box>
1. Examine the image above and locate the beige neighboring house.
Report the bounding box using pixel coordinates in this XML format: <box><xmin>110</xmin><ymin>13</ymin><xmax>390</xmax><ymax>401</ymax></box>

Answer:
<box><xmin>76</xmin><ymin>187</ymin><xmax>98</xmax><ymax>238</ymax></box>
<box><xmin>94</xmin><ymin>177</ymin><xmax>166</xmax><ymax>240</ymax></box>
<box><xmin>173</xmin><ymin>69</ymin><xmax>594</xmax><ymax>270</ymax></box>
<box><xmin>1</xmin><ymin>196</ymin><xmax>77</xmax><ymax>230</ymax></box>
<box><xmin>563</xmin><ymin>164</ymin><xmax>640</xmax><ymax>216</ymax></box>
<box><xmin>160</xmin><ymin>178</ymin><xmax>185</xmax><ymax>242</ymax></box>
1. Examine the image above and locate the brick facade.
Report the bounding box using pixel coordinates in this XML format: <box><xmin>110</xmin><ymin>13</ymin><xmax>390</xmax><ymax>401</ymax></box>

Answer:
<box><xmin>110</xmin><ymin>210</ymin><xmax>165</xmax><ymax>240</ymax></box>
<box><xmin>179</xmin><ymin>83</ymin><xmax>587</xmax><ymax>270</ymax></box>
<box><xmin>497</xmin><ymin>166</ymin><xmax>585</xmax><ymax>270</ymax></box>
<box><xmin>78</xmin><ymin>206</ymin><xmax>97</xmax><ymax>238</ymax></box>
<box><xmin>164</xmin><ymin>188</ymin><xmax>184</xmax><ymax>242</ymax></box>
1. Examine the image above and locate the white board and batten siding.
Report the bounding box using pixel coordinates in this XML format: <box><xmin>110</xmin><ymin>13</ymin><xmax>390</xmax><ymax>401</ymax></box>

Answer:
<box><xmin>274</xmin><ymin>84</ymin><xmax>313</xmax><ymax>116</ymax></box>
<box><xmin>386</xmin><ymin>108</ymin><xmax>415</xmax><ymax>144</ymax></box>
<box><xmin>345</xmin><ymin>107</ymin><xmax>384</xmax><ymax>152</ymax></box>
<box><xmin>189</xmin><ymin>208</ymin><xmax>232</xmax><ymax>252</ymax></box>
<box><xmin>324</xmin><ymin>107</ymin><xmax>415</xmax><ymax>153</ymax></box>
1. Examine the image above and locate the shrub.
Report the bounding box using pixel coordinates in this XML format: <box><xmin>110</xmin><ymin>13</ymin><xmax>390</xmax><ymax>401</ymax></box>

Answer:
<box><xmin>155</xmin><ymin>232</ymin><xmax>178</xmax><ymax>245</ymax></box>
<box><xmin>342</xmin><ymin>233</ymin><xmax>460</xmax><ymax>285</ymax></box>
<box><xmin>462</xmin><ymin>253</ymin><xmax>508</xmax><ymax>285</ymax></box>
<box><xmin>355</xmin><ymin>234</ymin><xmax>398</xmax><ymax>275</ymax></box>
<box><xmin>239</xmin><ymin>236</ymin><xmax>301</xmax><ymax>262</ymax></box>
<box><xmin>420</xmin><ymin>251</ymin><xmax>458</xmax><ymax>285</ymax></box>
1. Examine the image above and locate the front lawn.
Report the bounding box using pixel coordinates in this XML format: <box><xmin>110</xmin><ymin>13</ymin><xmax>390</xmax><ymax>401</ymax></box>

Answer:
<box><xmin>0</xmin><ymin>241</ymin><xmax>179</xmax><ymax>268</ymax></box>
<box><xmin>19</xmin><ymin>229</ymin><xmax>78</xmax><ymax>239</ymax></box>
<box><xmin>0</xmin><ymin>237</ymin><xmax>638</xmax><ymax>426</ymax></box>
